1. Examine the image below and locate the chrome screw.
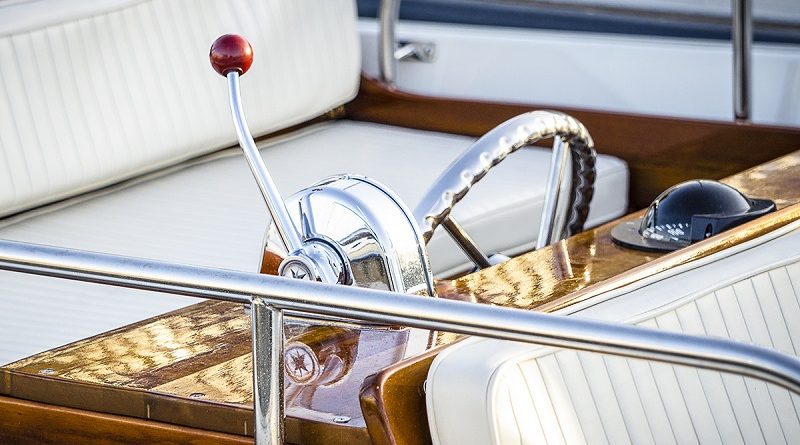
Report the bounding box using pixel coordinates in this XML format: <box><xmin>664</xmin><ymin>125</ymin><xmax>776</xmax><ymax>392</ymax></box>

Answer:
<box><xmin>332</xmin><ymin>415</ymin><xmax>351</xmax><ymax>424</ymax></box>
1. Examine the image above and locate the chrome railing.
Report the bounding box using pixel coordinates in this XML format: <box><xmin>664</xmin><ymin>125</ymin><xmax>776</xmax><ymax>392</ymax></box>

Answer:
<box><xmin>378</xmin><ymin>0</ymin><xmax>401</xmax><ymax>87</ymax></box>
<box><xmin>3</xmin><ymin>239</ymin><xmax>800</xmax><ymax>445</ymax></box>
<box><xmin>733</xmin><ymin>0</ymin><xmax>752</xmax><ymax>122</ymax></box>
<box><xmin>378</xmin><ymin>0</ymin><xmax>753</xmax><ymax>121</ymax></box>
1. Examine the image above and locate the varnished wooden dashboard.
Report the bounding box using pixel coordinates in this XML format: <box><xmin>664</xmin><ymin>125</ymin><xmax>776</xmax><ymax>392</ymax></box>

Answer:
<box><xmin>1</xmin><ymin>80</ymin><xmax>800</xmax><ymax>445</ymax></box>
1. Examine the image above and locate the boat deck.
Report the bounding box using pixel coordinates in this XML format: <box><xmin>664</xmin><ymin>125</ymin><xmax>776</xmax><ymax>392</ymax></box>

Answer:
<box><xmin>1</xmin><ymin>150</ymin><xmax>800</xmax><ymax>444</ymax></box>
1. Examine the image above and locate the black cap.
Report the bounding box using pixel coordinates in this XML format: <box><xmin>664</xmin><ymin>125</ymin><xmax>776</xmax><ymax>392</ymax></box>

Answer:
<box><xmin>611</xmin><ymin>180</ymin><xmax>776</xmax><ymax>252</ymax></box>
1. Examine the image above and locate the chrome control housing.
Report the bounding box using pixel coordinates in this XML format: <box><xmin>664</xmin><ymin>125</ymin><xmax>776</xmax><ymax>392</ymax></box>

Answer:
<box><xmin>265</xmin><ymin>175</ymin><xmax>436</xmax><ymax>297</ymax></box>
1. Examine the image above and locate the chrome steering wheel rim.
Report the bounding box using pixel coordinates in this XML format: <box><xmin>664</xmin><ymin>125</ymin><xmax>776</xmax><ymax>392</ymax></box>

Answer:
<box><xmin>412</xmin><ymin>110</ymin><xmax>597</xmax><ymax>269</ymax></box>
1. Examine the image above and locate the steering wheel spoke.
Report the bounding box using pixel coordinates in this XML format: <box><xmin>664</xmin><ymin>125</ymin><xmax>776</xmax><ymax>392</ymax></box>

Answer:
<box><xmin>441</xmin><ymin>216</ymin><xmax>493</xmax><ymax>269</ymax></box>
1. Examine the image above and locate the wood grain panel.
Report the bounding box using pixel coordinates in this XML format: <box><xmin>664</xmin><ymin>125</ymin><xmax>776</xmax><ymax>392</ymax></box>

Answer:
<box><xmin>0</xmin><ymin>395</ymin><xmax>251</xmax><ymax>445</ymax></box>
<box><xmin>1</xmin><ymin>306</ymin><xmax>406</xmax><ymax>444</ymax></box>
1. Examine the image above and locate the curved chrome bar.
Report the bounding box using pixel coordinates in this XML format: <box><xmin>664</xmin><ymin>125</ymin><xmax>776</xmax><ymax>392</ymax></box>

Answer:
<box><xmin>378</xmin><ymin>0</ymin><xmax>401</xmax><ymax>87</ymax></box>
<box><xmin>4</xmin><ymin>239</ymin><xmax>800</xmax><ymax>445</ymax></box>
<box><xmin>413</xmin><ymin>110</ymin><xmax>597</xmax><ymax>245</ymax></box>
<box><xmin>226</xmin><ymin>72</ymin><xmax>303</xmax><ymax>253</ymax></box>
<box><xmin>733</xmin><ymin>0</ymin><xmax>752</xmax><ymax>122</ymax></box>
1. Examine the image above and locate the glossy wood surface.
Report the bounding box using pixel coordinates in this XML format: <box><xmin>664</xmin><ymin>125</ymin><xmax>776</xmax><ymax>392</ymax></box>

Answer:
<box><xmin>0</xmin><ymin>300</ymin><xmax>405</xmax><ymax>444</ymax></box>
<box><xmin>359</xmin><ymin>348</ymin><xmax>442</xmax><ymax>445</ymax></box>
<box><xmin>0</xmin><ymin>395</ymin><xmax>251</xmax><ymax>445</ymax></box>
<box><xmin>437</xmin><ymin>153</ymin><xmax>800</xmax><ymax>323</ymax></box>
<box><xmin>346</xmin><ymin>76</ymin><xmax>800</xmax><ymax>209</ymax></box>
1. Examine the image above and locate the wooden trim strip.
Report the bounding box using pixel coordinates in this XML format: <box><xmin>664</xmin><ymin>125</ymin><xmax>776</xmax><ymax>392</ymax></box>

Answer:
<box><xmin>0</xmin><ymin>395</ymin><xmax>252</xmax><ymax>445</ymax></box>
<box><xmin>360</xmin><ymin>346</ymin><xmax>447</xmax><ymax>445</ymax></box>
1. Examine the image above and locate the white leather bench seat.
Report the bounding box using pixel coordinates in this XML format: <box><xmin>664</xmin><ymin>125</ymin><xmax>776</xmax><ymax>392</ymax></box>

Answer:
<box><xmin>427</xmin><ymin>220</ymin><xmax>800</xmax><ymax>445</ymax></box>
<box><xmin>0</xmin><ymin>0</ymin><xmax>361</xmax><ymax>218</ymax></box>
<box><xmin>0</xmin><ymin>120</ymin><xmax>628</xmax><ymax>364</ymax></box>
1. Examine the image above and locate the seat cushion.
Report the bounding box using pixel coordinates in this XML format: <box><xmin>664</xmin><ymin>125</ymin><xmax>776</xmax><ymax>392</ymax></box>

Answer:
<box><xmin>0</xmin><ymin>120</ymin><xmax>628</xmax><ymax>364</ymax></box>
<box><xmin>427</xmin><ymin>220</ymin><xmax>800</xmax><ymax>445</ymax></box>
<box><xmin>0</xmin><ymin>0</ymin><xmax>359</xmax><ymax>217</ymax></box>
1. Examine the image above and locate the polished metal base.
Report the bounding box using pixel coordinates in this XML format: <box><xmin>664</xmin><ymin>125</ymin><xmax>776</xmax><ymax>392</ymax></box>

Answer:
<box><xmin>266</xmin><ymin>175</ymin><xmax>436</xmax><ymax>297</ymax></box>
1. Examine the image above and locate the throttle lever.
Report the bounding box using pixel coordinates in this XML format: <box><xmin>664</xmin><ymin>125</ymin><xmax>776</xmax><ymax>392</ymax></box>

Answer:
<box><xmin>210</xmin><ymin>34</ymin><xmax>344</xmax><ymax>284</ymax></box>
<box><xmin>210</xmin><ymin>34</ymin><xmax>301</xmax><ymax>253</ymax></box>
<box><xmin>210</xmin><ymin>34</ymin><xmax>435</xmax><ymax>319</ymax></box>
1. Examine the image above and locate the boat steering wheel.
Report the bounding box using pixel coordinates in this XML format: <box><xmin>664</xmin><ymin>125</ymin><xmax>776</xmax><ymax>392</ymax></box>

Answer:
<box><xmin>413</xmin><ymin>111</ymin><xmax>597</xmax><ymax>270</ymax></box>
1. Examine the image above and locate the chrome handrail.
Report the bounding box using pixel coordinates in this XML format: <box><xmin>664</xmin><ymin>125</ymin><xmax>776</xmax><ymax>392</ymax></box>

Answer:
<box><xmin>379</xmin><ymin>0</ymin><xmax>753</xmax><ymax>120</ymax></box>
<box><xmin>378</xmin><ymin>0</ymin><xmax>401</xmax><ymax>87</ymax></box>
<box><xmin>3</xmin><ymin>239</ymin><xmax>800</xmax><ymax>445</ymax></box>
<box><xmin>733</xmin><ymin>0</ymin><xmax>752</xmax><ymax>122</ymax></box>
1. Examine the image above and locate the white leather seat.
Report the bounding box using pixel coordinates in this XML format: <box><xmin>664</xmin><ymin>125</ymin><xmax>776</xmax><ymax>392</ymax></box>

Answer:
<box><xmin>427</xmin><ymin>220</ymin><xmax>800</xmax><ymax>445</ymax></box>
<box><xmin>0</xmin><ymin>0</ymin><xmax>628</xmax><ymax>364</ymax></box>
<box><xmin>0</xmin><ymin>121</ymin><xmax>628</xmax><ymax>363</ymax></box>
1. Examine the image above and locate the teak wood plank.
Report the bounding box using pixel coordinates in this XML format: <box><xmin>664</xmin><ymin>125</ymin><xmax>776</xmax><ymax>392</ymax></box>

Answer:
<box><xmin>6</xmin><ymin>300</ymin><xmax>250</xmax><ymax>389</ymax></box>
<box><xmin>1</xmin><ymin>307</ymin><xmax>406</xmax><ymax>443</ymax></box>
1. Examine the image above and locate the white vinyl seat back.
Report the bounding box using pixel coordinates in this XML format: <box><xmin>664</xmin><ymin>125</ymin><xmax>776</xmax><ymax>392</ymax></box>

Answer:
<box><xmin>0</xmin><ymin>0</ymin><xmax>359</xmax><ymax>217</ymax></box>
<box><xmin>427</xmin><ymin>221</ymin><xmax>800</xmax><ymax>445</ymax></box>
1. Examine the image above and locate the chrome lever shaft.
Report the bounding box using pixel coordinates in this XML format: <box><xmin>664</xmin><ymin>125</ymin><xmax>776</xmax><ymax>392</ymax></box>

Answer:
<box><xmin>225</xmin><ymin>72</ymin><xmax>302</xmax><ymax>253</ymax></box>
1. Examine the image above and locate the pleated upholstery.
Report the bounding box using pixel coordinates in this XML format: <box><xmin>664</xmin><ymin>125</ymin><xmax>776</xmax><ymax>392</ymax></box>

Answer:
<box><xmin>0</xmin><ymin>121</ymin><xmax>629</xmax><ymax>364</ymax></box>
<box><xmin>428</xmin><ymin>224</ymin><xmax>800</xmax><ymax>445</ymax></box>
<box><xmin>0</xmin><ymin>0</ymin><xmax>359</xmax><ymax>217</ymax></box>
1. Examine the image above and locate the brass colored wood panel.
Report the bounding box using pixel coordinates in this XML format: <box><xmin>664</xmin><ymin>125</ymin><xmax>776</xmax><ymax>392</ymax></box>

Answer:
<box><xmin>1</xmin><ymin>302</ymin><xmax>404</xmax><ymax>444</ymax></box>
<box><xmin>7</xmin><ymin>300</ymin><xmax>250</xmax><ymax>389</ymax></box>
<box><xmin>360</xmin><ymin>347</ymin><xmax>444</xmax><ymax>445</ymax></box>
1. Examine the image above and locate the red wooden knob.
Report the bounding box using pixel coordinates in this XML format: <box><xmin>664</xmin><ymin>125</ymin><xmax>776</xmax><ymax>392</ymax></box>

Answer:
<box><xmin>209</xmin><ymin>34</ymin><xmax>253</xmax><ymax>76</ymax></box>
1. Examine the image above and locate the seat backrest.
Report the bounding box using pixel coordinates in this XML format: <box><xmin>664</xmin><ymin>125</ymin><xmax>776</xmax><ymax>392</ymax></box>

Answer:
<box><xmin>427</xmin><ymin>220</ymin><xmax>800</xmax><ymax>444</ymax></box>
<box><xmin>0</xmin><ymin>0</ymin><xmax>359</xmax><ymax>218</ymax></box>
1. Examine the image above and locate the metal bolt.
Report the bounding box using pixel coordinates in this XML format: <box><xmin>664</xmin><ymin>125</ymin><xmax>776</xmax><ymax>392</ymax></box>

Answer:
<box><xmin>38</xmin><ymin>368</ymin><xmax>56</xmax><ymax>375</ymax></box>
<box><xmin>332</xmin><ymin>415</ymin><xmax>351</xmax><ymax>424</ymax></box>
<box><xmin>189</xmin><ymin>392</ymin><xmax>205</xmax><ymax>399</ymax></box>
